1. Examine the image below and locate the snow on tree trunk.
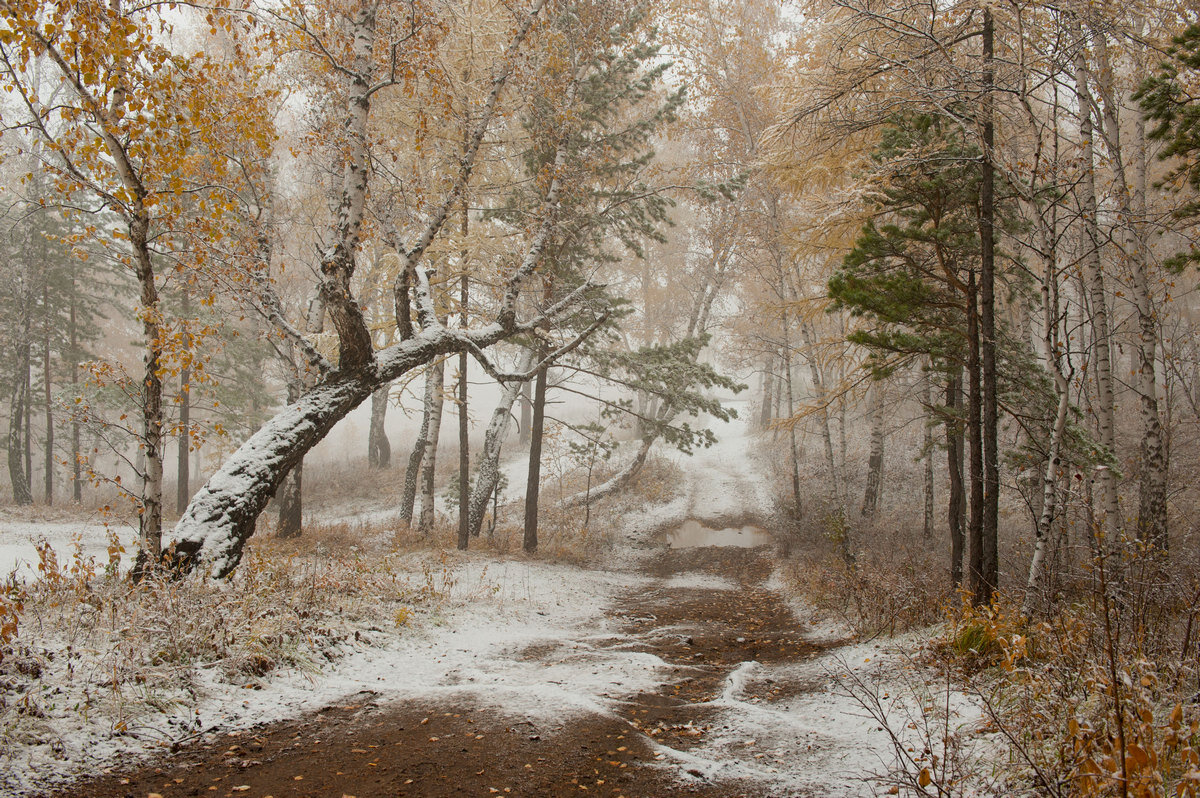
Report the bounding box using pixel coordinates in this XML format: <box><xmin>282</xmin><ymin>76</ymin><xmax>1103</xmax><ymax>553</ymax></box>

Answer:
<box><xmin>166</xmin><ymin>330</ymin><xmax>496</xmax><ymax>577</ymax></box>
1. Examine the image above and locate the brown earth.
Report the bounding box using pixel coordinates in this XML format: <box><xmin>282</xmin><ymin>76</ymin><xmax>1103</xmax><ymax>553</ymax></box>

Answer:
<box><xmin>37</xmin><ymin>520</ymin><xmax>843</xmax><ymax>798</ymax></box>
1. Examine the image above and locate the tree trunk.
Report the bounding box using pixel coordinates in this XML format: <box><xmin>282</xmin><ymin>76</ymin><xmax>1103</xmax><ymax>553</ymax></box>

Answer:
<box><xmin>276</xmin><ymin>375</ymin><xmax>304</xmax><ymax>539</ymax></box>
<box><xmin>519</xmin><ymin>379</ymin><xmax>532</xmax><ymax>445</ymax></box>
<box><xmin>923</xmin><ymin>371</ymin><xmax>935</xmax><ymax>539</ymax></box>
<box><xmin>22</xmin><ymin>312</ymin><xmax>31</xmax><ymax>498</ymax></box>
<box><xmin>177</xmin><ymin>287</ymin><xmax>191</xmax><ymax>515</ymax></box>
<box><xmin>523</xmin><ymin>358</ymin><xmax>549</xmax><ymax>554</ymax></box>
<box><xmin>8</xmin><ymin>372</ymin><xmax>32</xmax><ymax>506</ymax></box>
<box><xmin>468</xmin><ymin>350</ymin><xmax>534</xmax><ymax>537</ymax></box>
<box><xmin>979</xmin><ymin>7</ymin><xmax>999</xmax><ymax>602</ymax></box>
<box><xmin>1091</xmin><ymin>29</ymin><xmax>1168</xmax><ymax>552</ymax></box>
<box><xmin>276</xmin><ymin>458</ymin><xmax>303</xmax><ymax>539</ymax></box>
<box><xmin>367</xmin><ymin>383</ymin><xmax>391</xmax><ymax>468</ymax></box>
<box><xmin>1022</xmin><ymin>364</ymin><xmax>1071</xmax><ymax>617</ymax></box>
<box><xmin>166</xmin><ymin>321</ymin><xmax>526</xmax><ymax>577</ymax></box>
<box><xmin>947</xmin><ymin>369</ymin><xmax>965</xmax><ymax>586</ymax></box>
<box><xmin>401</xmin><ymin>364</ymin><xmax>438</xmax><ymax>524</ymax></box>
<box><xmin>42</xmin><ymin>279</ymin><xmax>53</xmax><ymax>506</ymax></box>
<box><xmin>861</xmin><ymin>381</ymin><xmax>885</xmax><ymax>519</ymax></box>
<box><xmin>417</xmin><ymin>357</ymin><xmax>446</xmax><ymax>537</ymax></box>
<box><xmin>781</xmin><ymin>313</ymin><xmax>801</xmax><ymax>514</ymax></box>
<box><xmin>801</xmin><ymin>320</ymin><xmax>839</xmax><ymax>505</ymax></box>
<box><xmin>967</xmin><ymin>270</ymin><xmax>985</xmax><ymax>603</ymax></box>
<box><xmin>760</xmin><ymin>355</ymin><xmax>775</xmax><ymax>429</ymax></box>
<box><xmin>1072</xmin><ymin>25</ymin><xmax>1121</xmax><ymax>549</ymax></box>
<box><xmin>130</xmin><ymin>216</ymin><xmax>164</xmax><ymax>564</ymax></box>
<box><xmin>69</xmin><ymin>277</ymin><xmax>81</xmax><ymax>503</ymax></box>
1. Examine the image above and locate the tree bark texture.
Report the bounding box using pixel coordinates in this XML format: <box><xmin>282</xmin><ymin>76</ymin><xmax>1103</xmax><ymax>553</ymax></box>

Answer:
<box><xmin>979</xmin><ymin>7</ymin><xmax>999</xmax><ymax>602</ymax></box>
<box><xmin>1072</xmin><ymin>25</ymin><xmax>1121</xmax><ymax>548</ymax></box>
<box><xmin>861</xmin><ymin>381</ymin><xmax>885</xmax><ymax>519</ymax></box>
<box><xmin>468</xmin><ymin>350</ymin><xmax>534</xmax><ymax>537</ymax></box>
<box><xmin>947</xmin><ymin>370</ymin><xmax>965</xmax><ymax>586</ymax></box>
<box><xmin>523</xmin><ymin>359</ymin><xmax>549</xmax><ymax>554</ymax></box>
<box><xmin>367</xmin><ymin>383</ymin><xmax>392</xmax><ymax>468</ymax></box>
<box><xmin>417</xmin><ymin>358</ymin><xmax>446</xmax><ymax>537</ymax></box>
<box><xmin>967</xmin><ymin>271</ymin><xmax>985</xmax><ymax>603</ymax></box>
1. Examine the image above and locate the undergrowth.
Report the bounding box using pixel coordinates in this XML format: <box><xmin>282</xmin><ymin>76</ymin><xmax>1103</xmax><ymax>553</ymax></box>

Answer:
<box><xmin>0</xmin><ymin>528</ymin><xmax>489</xmax><ymax>762</ymax></box>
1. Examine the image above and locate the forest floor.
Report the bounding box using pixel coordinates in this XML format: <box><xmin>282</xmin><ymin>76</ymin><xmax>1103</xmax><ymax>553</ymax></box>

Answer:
<box><xmin>8</xmin><ymin>410</ymin><xmax>987</xmax><ymax>797</ymax></box>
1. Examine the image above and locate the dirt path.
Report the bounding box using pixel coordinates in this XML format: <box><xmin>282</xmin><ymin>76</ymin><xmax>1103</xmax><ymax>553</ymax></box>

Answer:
<box><xmin>37</xmin><ymin>517</ymin><xmax>852</xmax><ymax>798</ymax></box>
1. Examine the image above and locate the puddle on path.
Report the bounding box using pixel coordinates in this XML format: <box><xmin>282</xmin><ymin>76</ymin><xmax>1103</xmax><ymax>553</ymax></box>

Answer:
<box><xmin>667</xmin><ymin>520</ymin><xmax>773</xmax><ymax>549</ymax></box>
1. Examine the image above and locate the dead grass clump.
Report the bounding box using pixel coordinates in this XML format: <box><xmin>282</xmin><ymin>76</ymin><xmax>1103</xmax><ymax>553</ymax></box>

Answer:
<box><xmin>781</xmin><ymin>504</ymin><xmax>952</xmax><ymax>639</ymax></box>
<box><xmin>0</xmin><ymin>534</ymin><xmax>467</xmax><ymax>752</ymax></box>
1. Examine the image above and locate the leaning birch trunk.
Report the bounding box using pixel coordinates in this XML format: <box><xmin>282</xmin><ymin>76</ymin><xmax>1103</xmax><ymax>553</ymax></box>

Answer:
<box><xmin>417</xmin><ymin>357</ymin><xmax>446</xmax><ymax>536</ymax></box>
<box><xmin>166</xmin><ymin>329</ymin><xmax>503</xmax><ymax>577</ymax></box>
<box><xmin>161</xmin><ymin>0</ymin><xmax>555</xmax><ymax>578</ymax></box>
<box><xmin>561</xmin><ymin>436</ymin><xmax>654</xmax><ymax>507</ymax></box>
<box><xmin>467</xmin><ymin>350</ymin><xmax>535</xmax><ymax>536</ymax></box>
<box><xmin>1072</xmin><ymin>27</ymin><xmax>1121</xmax><ymax>547</ymax></box>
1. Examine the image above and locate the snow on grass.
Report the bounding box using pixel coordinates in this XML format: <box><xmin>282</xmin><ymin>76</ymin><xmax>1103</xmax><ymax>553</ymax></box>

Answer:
<box><xmin>645</xmin><ymin>632</ymin><xmax>993</xmax><ymax>797</ymax></box>
<box><xmin>0</xmin><ymin>509</ymin><xmax>136</xmax><ymax>580</ymax></box>
<box><xmin>0</xmin><ymin>548</ymin><xmax>665</xmax><ymax>797</ymax></box>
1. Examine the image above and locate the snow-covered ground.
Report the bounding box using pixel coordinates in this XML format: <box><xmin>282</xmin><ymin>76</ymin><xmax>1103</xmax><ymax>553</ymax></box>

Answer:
<box><xmin>1</xmin><ymin>398</ymin><xmax>989</xmax><ymax>796</ymax></box>
<box><xmin>0</xmin><ymin>509</ymin><xmax>138</xmax><ymax>580</ymax></box>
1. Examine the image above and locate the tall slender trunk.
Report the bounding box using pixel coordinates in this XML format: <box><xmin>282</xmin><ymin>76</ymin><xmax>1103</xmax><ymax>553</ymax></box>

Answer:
<box><xmin>1073</xmin><ymin>25</ymin><xmax>1121</xmax><ymax>548</ymax></box>
<box><xmin>417</xmin><ymin>357</ymin><xmax>446</xmax><ymax>536</ymax></box>
<box><xmin>923</xmin><ymin>370</ymin><xmax>935</xmax><ymax>539</ymax></box>
<box><xmin>69</xmin><ymin>274</ymin><xmax>81</xmax><ymax>503</ymax></box>
<box><xmin>367</xmin><ymin>384</ymin><xmax>391</xmax><ymax>467</ymax></box>
<box><xmin>468</xmin><ymin>350</ymin><xmax>534</xmax><ymax>537</ymax></box>
<box><xmin>457</xmin><ymin>201</ymin><xmax>470</xmax><ymax>550</ymax></box>
<box><xmin>401</xmin><ymin>363</ymin><xmax>439</xmax><ymax>524</ymax></box>
<box><xmin>861</xmin><ymin>381</ymin><xmax>885</xmax><ymax>518</ymax></box>
<box><xmin>780</xmin><ymin>304</ymin><xmax>800</xmax><ymax>513</ymax></box>
<box><xmin>523</xmin><ymin>357</ymin><xmax>549</xmax><ymax>553</ymax></box>
<box><xmin>8</xmin><ymin>370</ymin><xmax>31</xmax><ymax>505</ymax></box>
<box><xmin>1091</xmin><ymin>28</ymin><xmax>1167</xmax><ymax>552</ymax></box>
<box><xmin>801</xmin><ymin>321</ymin><xmax>839</xmax><ymax>505</ymax></box>
<box><xmin>519</xmin><ymin>380</ymin><xmax>531</xmax><ymax>445</ymax></box>
<box><xmin>979</xmin><ymin>7</ymin><xmax>999</xmax><ymax>601</ymax></box>
<box><xmin>760</xmin><ymin>355</ymin><xmax>775</xmax><ymax>429</ymax></box>
<box><xmin>947</xmin><ymin>369</ymin><xmax>965</xmax><ymax>586</ymax></box>
<box><xmin>176</xmin><ymin>287</ymin><xmax>191</xmax><ymax>514</ymax></box>
<box><xmin>42</xmin><ymin>280</ymin><xmax>53</xmax><ymax>506</ymax></box>
<box><xmin>967</xmin><ymin>271</ymin><xmax>985</xmax><ymax>603</ymax></box>
<box><xmin>22</xmin><ymin>310</ymin><xmax>31</xmax><ymax>497</ymax></box>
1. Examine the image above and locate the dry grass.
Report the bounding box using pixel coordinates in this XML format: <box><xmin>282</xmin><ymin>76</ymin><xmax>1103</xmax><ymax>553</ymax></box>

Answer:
<box><xmin>0</xmin><ymin>528</ymin><xmax>473</xmax><ymax>752</ymax></box>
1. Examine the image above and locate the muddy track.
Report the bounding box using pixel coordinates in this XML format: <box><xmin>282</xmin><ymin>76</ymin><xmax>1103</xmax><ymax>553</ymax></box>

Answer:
<box><xmin>37</xmin><ymin>522</ymin><xmax>842</xmax><ymax>798</ymax></box>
